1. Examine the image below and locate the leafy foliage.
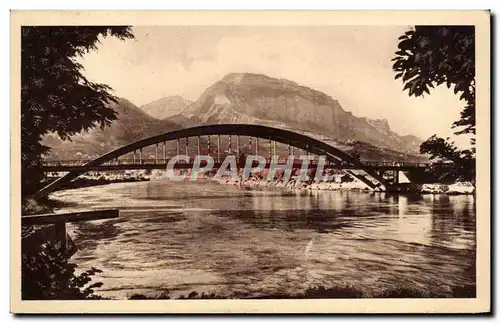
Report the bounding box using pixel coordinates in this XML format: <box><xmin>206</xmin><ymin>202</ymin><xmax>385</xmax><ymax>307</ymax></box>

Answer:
<box><xmin>393</xmin><ymin>26</ymin><xmax>476</xmax><ymax>182</ymax></box>
<box><xmin>392</xmin><ymin>26</ymin><xmax>475</xmax><ymax>135</ymax></box>
<box><xmin>21</xmin><ymin>26</ymin><xmax>134</xmax><ymax>196</ymax></box>
<box><xmin>22</xmin><ymin>242</ymin><xmax>104</xmax><ymax>300</ymax></box>
<box><xmin>420</xmin><ymin>135</ymin><xmax>475</xmax><ymax>181</ymax></box>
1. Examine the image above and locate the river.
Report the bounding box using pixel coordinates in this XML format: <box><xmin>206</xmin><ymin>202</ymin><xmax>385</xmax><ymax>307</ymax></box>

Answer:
<box><xmin>50</xmin><ymin>180</ymin><xmax>476</xmax><ymax>299</ymax></box>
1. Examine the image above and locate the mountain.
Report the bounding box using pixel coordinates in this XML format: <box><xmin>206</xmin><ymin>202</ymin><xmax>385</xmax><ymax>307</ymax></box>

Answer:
<box><xmin>140</xmin><ymin>95</ymin><xmax>192</xmax><ymax>119</ymax></box>
<box><xmin>43</xmin><ymin>73</ymin><xmax>427</xmax><ymax>163</ymax></box>
<box><xmin>42</xmin><ymin>98</ymin><xmax>182</xmax><ymax>160</ymax></box>
<box><xmin>172</xmin><ymin>73</ymin><xmax>425</xmax><ymax>160</ymax></box>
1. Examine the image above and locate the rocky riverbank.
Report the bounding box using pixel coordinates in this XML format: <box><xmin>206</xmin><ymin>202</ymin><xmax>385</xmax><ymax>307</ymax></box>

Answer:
<box><xmin>45</xmin><ymin>168</ymin><xmax>475</xmax><ymax>195</ymax></box>
<box><xmin>213</xmin><ymin>175</ymin><xmax>475</xmax><ymax>195</ymax></box>
<box><xmin>44</xmin><ymin>170</ymin><xmax>152</xmax><ymax>192</ymax></box>
<box><xmin>55</xmin><ymin>177</ymin><xmax>149</xmax><ymax>191</ymax></box>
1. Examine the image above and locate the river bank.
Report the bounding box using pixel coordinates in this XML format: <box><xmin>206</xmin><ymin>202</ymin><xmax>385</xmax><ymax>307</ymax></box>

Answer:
<box><xmin>127</xmin><ymin>282</ymin><xmax>476</xmax><ymax>299</ymax></box>
<box><xmin>213</xmin><ymin>176</ymin><xmax>476</xmax><ymax>195</ymax></box>
<box><xmin>43</xmin><ymin>172</ymin><xmax>151</xmax><ymax>193</ymax></box>
<box><xmin>43</xmin><ymin>168</ymin><xmax>475</xmax><ymax>195</ymax></box>
<box><xmin>50</xmin><ymin>177</ymin><xmax>149</xmax><ymax>191</ymax></box>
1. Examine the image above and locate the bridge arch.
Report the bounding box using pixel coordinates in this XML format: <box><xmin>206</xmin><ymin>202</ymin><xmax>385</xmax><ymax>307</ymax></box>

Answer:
<box><xmin>34</xmin><ymin>124</ymin><xmax>388</xmax><ymax>198</ymax></box>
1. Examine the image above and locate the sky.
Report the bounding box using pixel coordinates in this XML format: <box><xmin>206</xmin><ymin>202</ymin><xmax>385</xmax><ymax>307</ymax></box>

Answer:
<box><xmin>79</xmin><ymin>26</ymin><xmax>471</xmax><ymax>147</ymax></box>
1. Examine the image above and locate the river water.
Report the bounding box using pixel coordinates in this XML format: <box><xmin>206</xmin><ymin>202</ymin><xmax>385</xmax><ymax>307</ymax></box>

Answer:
<box><xmin>50</xmin><ymin>180</ymin><xmax>476</xmax><ymax>299</ymax></box>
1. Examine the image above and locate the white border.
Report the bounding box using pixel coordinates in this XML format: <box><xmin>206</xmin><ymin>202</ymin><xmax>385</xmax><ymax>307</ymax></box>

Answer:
<box><xmin>3</xmin><ymin>2</ymin><xmax>497</xmax><ymax>321</ymax></box>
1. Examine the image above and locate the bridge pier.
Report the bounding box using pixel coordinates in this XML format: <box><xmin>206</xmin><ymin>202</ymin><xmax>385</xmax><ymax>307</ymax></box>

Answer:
<box><xmin>228</xmin><ymin>135</ymin><xmax>232</xmax><ymax>155</ymax></box>
<box><xmin>176</xmin><ymin>138</ymin><xmax>180</xmax><ymax>156</ymax></box>
<box><xmin>133</xmin><ymin>150</ymin><xmax>136</xmax><ymax>163</ymax></box>
<box><xmin>197</xmin><ymin>136</ymin><xmax>201</xmax><ymax>155</ymax></box>
<box><xmin>256</xmin><ymin>137</ymin><xmax>259</xmax><ymax>155</ymax></box>
<box><xmin>378</xmin><ymin>169</ymin><xmax>400</xmax><ymax>185</ymax></box>
<box><xmin>249</xmin><ymin>136</ymin><xmax>253</xmax><ymax>155</ymax></box>
<box><xmin>139</xmin><ymin>148</ymin><xmax>143</xmax><ymax>164</ymax></box>
<box><xmin>268</xmin><ymin>138</ymin><xmax>272</xmax><ymax>158</ymax></box>
<box><xmin>394</xmin><ymin>169</ymin><xmax>400</xmax><ymax>184</ymax></box>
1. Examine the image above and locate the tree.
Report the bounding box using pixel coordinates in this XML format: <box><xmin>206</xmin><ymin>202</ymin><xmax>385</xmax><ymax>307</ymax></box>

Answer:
<box><xmin>392</xmin><ymin>26</ymin><xmax>475</xmax><ymax>182</ymax></box>
<box><xmin>419</xmin><ymin>135</ymin><xmax>475</xmax><ymax>181</ymax></box>
<box><xmin>392</xmin><ymin>26</ymin><xmax>475</xmax><ymax>135</ymax></box>
<box><xmin>21</xmin><ymin>26</ymin><xmax>134</xmax><ymax>196</ymax></box>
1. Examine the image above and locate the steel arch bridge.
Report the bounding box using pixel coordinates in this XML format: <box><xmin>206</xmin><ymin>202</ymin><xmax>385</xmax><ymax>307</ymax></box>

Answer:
<box><xmin>34</xmin><ymin>124</ymin><xmax>390</xmax><ymax>198</ymax></box>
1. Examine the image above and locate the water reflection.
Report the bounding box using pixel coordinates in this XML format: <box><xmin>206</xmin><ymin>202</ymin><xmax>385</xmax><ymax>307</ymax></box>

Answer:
<box><xmin>51</xmin><ymin>180</ymin><xmax>476</xmax><ymax>299</ymax></box>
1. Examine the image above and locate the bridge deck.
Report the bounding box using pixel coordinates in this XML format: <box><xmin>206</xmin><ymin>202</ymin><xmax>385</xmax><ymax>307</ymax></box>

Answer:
<box><xmin>42</xmin><ymin>159</ymin><xmax>431</xmax><ymax>172</ymax></box>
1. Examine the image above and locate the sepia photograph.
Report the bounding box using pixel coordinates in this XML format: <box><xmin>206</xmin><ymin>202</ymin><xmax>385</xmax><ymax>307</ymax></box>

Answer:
<box><xmin>10</xmin><ymin>10</ymin><xmax>490</xmax><ymax>314</ymax></box>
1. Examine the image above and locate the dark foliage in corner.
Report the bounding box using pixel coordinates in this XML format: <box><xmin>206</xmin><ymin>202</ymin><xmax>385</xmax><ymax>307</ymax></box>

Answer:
<box><xmin>21</xmin><ymin>26</ymin><xmax>134</xmax><ymax>196</ymax></box>
<box><xmin>22</xmin><ymin>242</ymin><xmax>104</xmax><ymax>300</ymax></box>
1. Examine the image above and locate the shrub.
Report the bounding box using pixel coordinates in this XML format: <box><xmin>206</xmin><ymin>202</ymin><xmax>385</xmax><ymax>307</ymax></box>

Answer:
<box><xmin>22</xmin><ymin>242</ymin><xmax>104</xmax><ymax>300</ymax></box>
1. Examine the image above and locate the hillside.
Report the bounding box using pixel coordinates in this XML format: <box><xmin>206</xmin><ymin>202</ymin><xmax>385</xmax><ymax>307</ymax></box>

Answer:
<box><xmin>42</xmin><ymin>98</ymin><xmax>181</xmax><ymax>160</ymax></box>
<box><xmin>140</xmin><ymin>95</ymin><xmax>192</xmax><ymax>119</ymax></box>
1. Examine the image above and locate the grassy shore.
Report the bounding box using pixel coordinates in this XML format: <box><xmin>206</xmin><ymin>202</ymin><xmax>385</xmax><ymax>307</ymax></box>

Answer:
<box><xmin>127</xmin><ymin>283</ymin><xmax>476</xmax><ymax>299</ymax></box>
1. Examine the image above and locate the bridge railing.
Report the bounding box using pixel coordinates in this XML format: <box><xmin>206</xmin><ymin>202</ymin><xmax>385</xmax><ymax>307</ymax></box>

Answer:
<box><xmin>43</xmin><ymin>160</ymin><xmax>92</xmax><ymax>167</ymax></box>
<box><xmin>361</xmin><ymin>160</ymin><xmax>432</xmax><ymax>168</ymax></box>
<box><xmin>42</xmin><ymin>159</ymin><xmax>434</xmax><ymax>168</ymax></box>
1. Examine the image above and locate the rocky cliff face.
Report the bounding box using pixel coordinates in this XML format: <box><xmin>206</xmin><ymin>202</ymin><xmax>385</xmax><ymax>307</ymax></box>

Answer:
<box><xmin>179</xmin><ymin>73</ymin><xmax>422</xmax><ymax>155</ymax></box>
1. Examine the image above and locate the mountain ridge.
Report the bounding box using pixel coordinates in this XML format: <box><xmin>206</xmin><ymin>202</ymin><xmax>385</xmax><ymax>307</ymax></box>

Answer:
<box><xmin>43</xmin><ymin>73</ymin><xmax>426</xmax><ymax>162</ymax></box>
<box><xmin>177</xmin><ymin>72</ymin><xmax>422</xmax><ymax>154</ymax></box>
